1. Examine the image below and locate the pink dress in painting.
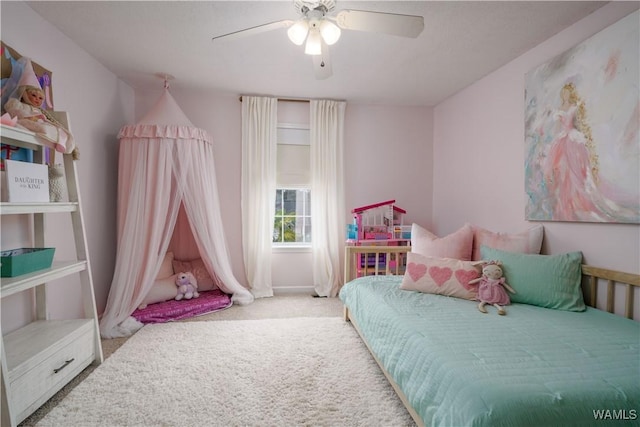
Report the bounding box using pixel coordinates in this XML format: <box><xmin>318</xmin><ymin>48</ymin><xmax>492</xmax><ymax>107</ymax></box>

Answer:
<box><xmin>476</xmin><ymin>277</ymin><xmax>511</xmax><ymax>306</ymax></box>
<box><xmin>543</xmin><ymin>104</ymin><xmax>601</xmax><ymax>221</ymax></box>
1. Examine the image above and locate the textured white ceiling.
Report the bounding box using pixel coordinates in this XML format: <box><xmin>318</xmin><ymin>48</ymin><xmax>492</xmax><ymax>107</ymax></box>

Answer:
<box><xmin>26</xmin><ymin>1</ymin><xmax>607</xmax><ymax>106</ymax></box>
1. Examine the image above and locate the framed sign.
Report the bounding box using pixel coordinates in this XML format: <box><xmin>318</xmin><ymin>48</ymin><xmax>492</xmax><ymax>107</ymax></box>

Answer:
<box><xmin>3</xmin><ymin>159</ymin><xmax>49</xmax><ymax>202</ymax></box>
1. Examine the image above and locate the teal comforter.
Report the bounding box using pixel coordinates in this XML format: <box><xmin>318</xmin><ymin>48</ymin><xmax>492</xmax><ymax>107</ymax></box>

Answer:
<box><xmin>340</xmin><ymin>276</ymin><xmax>640</xmax><ymax>426</ymax></box>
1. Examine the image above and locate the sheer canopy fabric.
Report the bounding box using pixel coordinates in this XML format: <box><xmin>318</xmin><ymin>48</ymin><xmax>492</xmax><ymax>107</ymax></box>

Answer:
<box><xmin>310</xmin><ymin>100</ymin><xmax>346</xmax><ymax>297</ymax></box>
<box><xmin>241</xmin><ymin>96</ymin><xmax>278</xmax><ymax>298</ymax></box>
<box><xmin>100</xmin><ymin>89</ymin><xmax>253</xmax><ymax>338</ymax></box>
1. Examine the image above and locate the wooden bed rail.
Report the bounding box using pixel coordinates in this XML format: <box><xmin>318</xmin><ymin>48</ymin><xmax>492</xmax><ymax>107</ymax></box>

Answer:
<box><xmin>344</xmin><ymin>246</ymin><xmax>640</xmax><ymax>320</ymax></box>
<box><xmin>581</xmin><ymin>265</ymin><xmax>640</xmax><ymax>319</ymax></box>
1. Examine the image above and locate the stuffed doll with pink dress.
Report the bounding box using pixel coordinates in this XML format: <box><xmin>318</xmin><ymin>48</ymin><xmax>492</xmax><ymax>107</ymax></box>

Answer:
<box><xmin>468</xmin><ymin>261</ymin><xmax>516</xmax><ymax>315</ymax></box>
<box><xmin>3</xmin><ymin>58</ymin><xmax>77</xmax><ymax>158</ymax></box>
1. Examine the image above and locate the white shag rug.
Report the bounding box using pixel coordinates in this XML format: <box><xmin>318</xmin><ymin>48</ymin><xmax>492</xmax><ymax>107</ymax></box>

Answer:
<box><xmin>37</xmin><ymin>318</ymin><xmax>415</xmax><ymax>427</ymax></box>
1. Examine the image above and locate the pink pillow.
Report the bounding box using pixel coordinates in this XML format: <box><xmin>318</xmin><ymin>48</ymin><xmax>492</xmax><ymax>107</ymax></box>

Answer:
<box><xmin>471</xmin><ymin>225</ymin><xmax>544</xmax><ymax>261</ymax></box>
<box><xmin>172</xmin><ymin>258</ymin><xmax>219</xmax><ymax>291</ymax></box>
<box><xmin>411</xmin><ymin>223</ymin><xmax>474</xmax><ymax>261</ymax></box>
<box><xmin>157</xmin><ymin>251</ymin><xmax>174</xmax><ymax>279</ymax></box>
<box><xmin>400</xmin><ymin>252</ymin><xmax>481</xmax><ymax>300</ymax></box>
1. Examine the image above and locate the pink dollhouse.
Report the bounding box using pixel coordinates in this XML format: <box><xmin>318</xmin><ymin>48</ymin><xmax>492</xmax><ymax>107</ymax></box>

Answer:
<box><xmin>346</xmin><ymin>200</ymin><xmax>411</xmax><ymax>277</ymax></box>
<box><xmin>348</xmin><ymin>199</ymin><xmax>410</xmax><ymax>243</ymax></box>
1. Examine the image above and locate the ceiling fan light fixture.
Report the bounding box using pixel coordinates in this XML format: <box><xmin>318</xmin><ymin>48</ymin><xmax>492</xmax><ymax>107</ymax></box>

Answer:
<box><xmin>319</xmin><ymin>20</ymin><xmax>341</xmax><ymax>45</ymax></box>
<box><xmin>287</xmin><ymin>19</ymin><xmax>309</xmax><ymax>45</ymax></box>
<box><xmin>304</xmin><ymin>28</ymin><xmax>322</xmax><ymax>55</ymax></box>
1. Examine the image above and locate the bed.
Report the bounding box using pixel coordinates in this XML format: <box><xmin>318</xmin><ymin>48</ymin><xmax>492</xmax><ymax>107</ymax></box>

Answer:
<box><xmin>340</xmin><ymin>245</ymin><xmax>640</xmax><ymax>427</ymax></box>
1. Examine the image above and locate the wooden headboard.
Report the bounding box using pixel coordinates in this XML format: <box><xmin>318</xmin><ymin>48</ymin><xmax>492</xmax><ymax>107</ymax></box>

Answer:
<box><xmin>344</xmin><ymin>246</ymin><xmax>640</xmax><ymax>320</ymax></box>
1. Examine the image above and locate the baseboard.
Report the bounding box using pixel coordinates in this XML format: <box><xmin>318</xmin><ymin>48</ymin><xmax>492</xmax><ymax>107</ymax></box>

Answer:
<box><xmin>272</xmin><ymin>286</ymin><xmax>315</xmax><ymax>295</ymax></box>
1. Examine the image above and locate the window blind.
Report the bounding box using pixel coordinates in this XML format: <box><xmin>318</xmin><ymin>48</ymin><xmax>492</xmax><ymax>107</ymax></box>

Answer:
<box><xmin>277</xmin><ymin>125</ymin><xmax>310</xmax><ymax>188</ymax></box>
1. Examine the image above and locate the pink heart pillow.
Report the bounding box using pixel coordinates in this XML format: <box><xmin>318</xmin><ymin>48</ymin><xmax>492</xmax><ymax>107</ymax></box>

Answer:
<box><xmin>407</xmin><ymin>262</ymin><xmax>427</xmax><ymax>282</ymax></box>
<box><xmin>400</xmin><ymin>252</ymin><xmax>481</xmax><ymax>300</ymax></box>
<box><xmin>428</xmin><ymin>266</ymin><xmax>452</xmax><ymax>286</ymax></box>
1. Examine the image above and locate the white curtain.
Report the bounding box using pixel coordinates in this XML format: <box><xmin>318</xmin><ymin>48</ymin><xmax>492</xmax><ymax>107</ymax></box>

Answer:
<box><xmin>241</xmin><ymin>96</ymin><xmax>278</xmax><ymax>298</ymax></box>
<box><xmin>310</xmin><ymin>100</ymin><xmax>346</xmax><ymax>297</ymax></box>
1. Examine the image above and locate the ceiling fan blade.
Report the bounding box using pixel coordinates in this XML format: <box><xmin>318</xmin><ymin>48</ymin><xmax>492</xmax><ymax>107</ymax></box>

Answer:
<box><xmin>212</xmin><ymin>20</ymin><xmax>294</xmax><ymax>42</ymax></box>
<box><xmin>312</xmin><ymin>42</ymin><xmax>332</xmax><ymax>80</ymax></box>
<box><xmin>335</xmin><ymin>10</ymin><xmax>424</xmax><ymax>38</ymax></box>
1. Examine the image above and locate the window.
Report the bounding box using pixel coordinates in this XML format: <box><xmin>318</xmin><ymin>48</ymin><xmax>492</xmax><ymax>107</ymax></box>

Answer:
<box><xmin>273</xmin><ymin>124</ymin><xmax>311</xmax><ymax>246</ymax></box>
<box><xmin>273</xmin><ymin>189</ymin><xmax>311</xmax><ymax>244</ymax></box>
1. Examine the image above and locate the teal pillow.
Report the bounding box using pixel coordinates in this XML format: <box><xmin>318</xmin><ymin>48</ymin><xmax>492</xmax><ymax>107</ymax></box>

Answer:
<box><xmin>480</xmin><ymin>246</ymin><xmax>585</xmax><ymax>311</ymax></box>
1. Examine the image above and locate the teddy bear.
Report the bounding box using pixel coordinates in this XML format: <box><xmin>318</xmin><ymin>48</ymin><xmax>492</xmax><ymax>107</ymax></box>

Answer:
<box><xmin>175</xmin><ymin>272</ymin><xmax>199</xmax><ymax>301</ymax></box>
<box><xmin>468</xmin><ymin>261</ymin><xmax>516</xmax><ymax>315</ymax></box>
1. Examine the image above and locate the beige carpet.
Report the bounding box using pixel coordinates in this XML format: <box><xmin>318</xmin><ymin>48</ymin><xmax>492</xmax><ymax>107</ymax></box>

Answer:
<box><xmin>32</xmin><ymin>315</ymin><xmax>414</xmax><ymax>426</ymax></box>
<box><xmin>22</xmin><ymin>295</ymin><xmax>410</xmax><ymax>426</ymax></box>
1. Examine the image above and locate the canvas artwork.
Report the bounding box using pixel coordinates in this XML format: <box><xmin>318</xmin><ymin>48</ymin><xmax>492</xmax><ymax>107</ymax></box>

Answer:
<box><xmin>524</xmin><ymin>11</ymin><xmax>639</xmax><ymax>224</ymax></box>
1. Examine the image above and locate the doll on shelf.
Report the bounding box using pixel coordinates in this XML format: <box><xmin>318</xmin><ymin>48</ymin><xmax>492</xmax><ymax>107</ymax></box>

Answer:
<box><xmin>3</xmin><ymin>57</ymin><xmax>77</xmax><ymax>159</ymax></box>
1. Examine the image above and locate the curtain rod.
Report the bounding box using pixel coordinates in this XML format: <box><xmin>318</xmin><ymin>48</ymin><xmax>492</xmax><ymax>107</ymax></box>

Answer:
<box><xmin>239</xmin><ymin>96</ymin><xmax>309</xmax><ymax>103</ymax></box>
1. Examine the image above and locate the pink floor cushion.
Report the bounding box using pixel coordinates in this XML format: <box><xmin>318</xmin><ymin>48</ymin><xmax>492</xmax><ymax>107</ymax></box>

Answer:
<box><xmin>132</xmin><ymin>289</ymin><xmax>232</xmax><ymax>324</ymax></box>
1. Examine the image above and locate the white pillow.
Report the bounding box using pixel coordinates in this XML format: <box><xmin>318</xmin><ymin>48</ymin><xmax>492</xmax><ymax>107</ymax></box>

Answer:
<box><xmin>138</xmin><ymin>273</ymin><xmax>179</xmax><ymax>309</ymax></box>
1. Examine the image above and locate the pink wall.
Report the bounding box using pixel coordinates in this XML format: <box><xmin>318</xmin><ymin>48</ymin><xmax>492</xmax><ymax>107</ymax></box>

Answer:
<box><xmin>135</xmin><ymin>90</ymin><xmax>433</xmax><ymax>291</ymax></box>
<box><xmin>1</xmin><ymin>2</ymin><xmax>134</xmax><ymax>333</ymax></box>
<box><xmin>344</xmin><ymin>104</ymin><xmax>433</xmax><ymax>229</ymax></box>
<box><xmin>433</xmin><ymin>2</ymin><xmax>640</xmax><ymax>275</ymax></box>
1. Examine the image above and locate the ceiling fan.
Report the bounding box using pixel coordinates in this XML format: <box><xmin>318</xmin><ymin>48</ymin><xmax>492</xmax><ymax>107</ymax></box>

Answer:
<box><xmin>211</xmin><ymin>0</ymin><xmax>424</xmax><ymax>80</ymax></box>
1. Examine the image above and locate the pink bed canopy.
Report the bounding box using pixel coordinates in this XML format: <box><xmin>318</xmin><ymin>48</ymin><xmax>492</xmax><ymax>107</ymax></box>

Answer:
<box><xmin>100</xmin><ymin>87</ymin><xmax>253</xmax><ymax>338</ymax></box>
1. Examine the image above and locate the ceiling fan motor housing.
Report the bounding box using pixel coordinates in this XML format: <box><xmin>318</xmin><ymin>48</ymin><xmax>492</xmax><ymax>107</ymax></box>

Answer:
<box><xmin>294</xmin><ymin>0</ymin><xmax>336</xmax><ymax>16</ymax></box>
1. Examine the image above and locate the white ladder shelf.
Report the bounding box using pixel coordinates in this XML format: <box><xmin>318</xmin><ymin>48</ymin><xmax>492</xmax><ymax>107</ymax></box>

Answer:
<box><xmin>0</xmin><ymin>116</ymin><xmax>103</xmax><ymax>427</ymax></box>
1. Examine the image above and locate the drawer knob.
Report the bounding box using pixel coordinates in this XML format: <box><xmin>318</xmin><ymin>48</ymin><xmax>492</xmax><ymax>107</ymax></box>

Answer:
<box><xmin>53</xmin><ymin>358</ymin><xmax>75</xmax><ymax>374</ymax></box>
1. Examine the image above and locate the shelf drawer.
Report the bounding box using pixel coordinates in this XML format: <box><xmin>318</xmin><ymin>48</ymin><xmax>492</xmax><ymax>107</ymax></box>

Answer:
<box><xmin>5</xmin><ymin>320</ymin><xmax>95</xmax><ymax>423</ymax></box>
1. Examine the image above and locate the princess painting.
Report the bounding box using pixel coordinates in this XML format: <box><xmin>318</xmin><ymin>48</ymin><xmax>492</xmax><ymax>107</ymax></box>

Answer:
<box><xmin>528</xmin><ymin>82</ymin><xmax>639</xmax><ymax>223</ymax></box>
<box><xmin>542</xmin><ymin>83</ymin><xmax>603</xmax><ymax>221</ymax></box>
<box><xmin>525</xmin><ymin>11</ymin><xmax>639</xmax><ymax>224</ymax></box>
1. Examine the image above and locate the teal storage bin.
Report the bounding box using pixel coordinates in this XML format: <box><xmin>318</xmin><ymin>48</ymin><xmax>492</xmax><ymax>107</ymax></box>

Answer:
<box><xmin>1</xmin><ymin>248</ymin><xmax>55</xmax><ymax>277</ymax></box>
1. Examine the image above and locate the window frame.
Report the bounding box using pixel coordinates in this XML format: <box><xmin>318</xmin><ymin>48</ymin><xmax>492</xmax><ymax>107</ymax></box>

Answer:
<box><xmin>273</xmin><ymin>187</ymin><xmax>312</xmax><ymax>248</ymax></box>
<box><xmin>273</xmin><ymin>123</ymin><xmax>312</xmax><ymax>248</ymax></box>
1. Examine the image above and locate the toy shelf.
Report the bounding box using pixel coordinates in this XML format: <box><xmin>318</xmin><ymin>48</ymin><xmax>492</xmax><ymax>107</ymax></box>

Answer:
<box><xmin>0</xmin><ymin>120</ymin><xmax>103</xmax><ymax>427</ymax></box>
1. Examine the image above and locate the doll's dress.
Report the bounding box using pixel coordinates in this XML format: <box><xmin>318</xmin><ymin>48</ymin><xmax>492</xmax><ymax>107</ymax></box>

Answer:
<box><xmin>4</xmin><ymin>97</ymin><xmax>74</xmax><ymax>154</ymax></box>
<box><xmin>543</xmin><ymin>105</ymin><xmax>601</xmax><ymax>220</ymax></box>
<box><xmin>477</xmin><ymin>277</ymin><xmax>510</xmax><ymax>305</ymax></box>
